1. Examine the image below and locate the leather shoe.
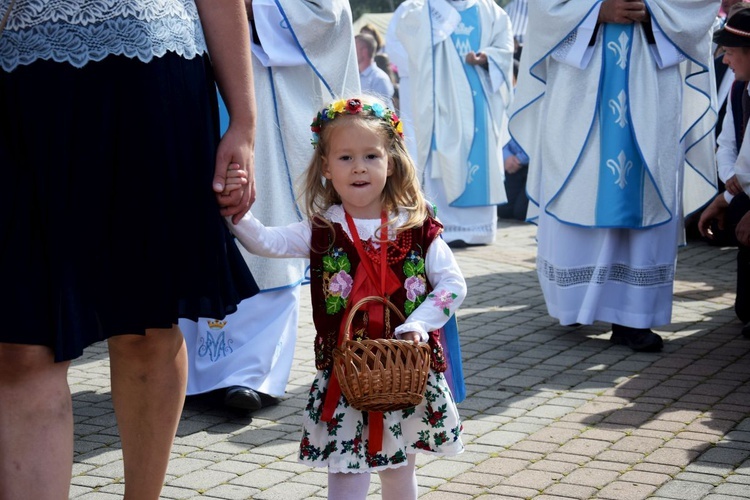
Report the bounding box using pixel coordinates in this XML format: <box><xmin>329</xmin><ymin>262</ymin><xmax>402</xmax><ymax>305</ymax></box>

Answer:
<box><xmin>610</xmin><ymin>324</ymin><xmax>664</xmax><ymax>352</ymax></box>
<box><xmin>742</xmin><ymin>322</ymin><xmax>750</xmax><ymax>339</ymax></box>
<box><xmin>224</xmin><ymin>386</ymin><xmax>262</xmax><ymax>411</ymax></box>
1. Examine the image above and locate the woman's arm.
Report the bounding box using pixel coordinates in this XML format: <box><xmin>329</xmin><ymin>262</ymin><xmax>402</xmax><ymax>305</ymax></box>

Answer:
<box><xmin>196</xmin><ymin>0</ymin><xmax>257</xmax><ymax>224</ymax></box>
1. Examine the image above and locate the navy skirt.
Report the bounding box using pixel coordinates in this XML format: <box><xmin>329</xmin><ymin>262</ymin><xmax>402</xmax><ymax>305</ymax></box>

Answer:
<box><xmin>0</xmin><ymin>52</ymin><xmax>258</xmax><ymax>361</ymax></box>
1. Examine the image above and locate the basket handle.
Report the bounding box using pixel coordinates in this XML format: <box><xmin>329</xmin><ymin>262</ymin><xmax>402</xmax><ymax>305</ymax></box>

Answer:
<box><xmin>343</xmin><ymin>296</ymin><xmax>407</xmax><ymax>342</ymax></box>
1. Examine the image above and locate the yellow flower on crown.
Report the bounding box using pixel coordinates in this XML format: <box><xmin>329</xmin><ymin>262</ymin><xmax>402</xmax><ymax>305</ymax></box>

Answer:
<box><xmin>330</xmin><ymin>99</ymin><xmax>347</xmax><ymax>115</ymax></box>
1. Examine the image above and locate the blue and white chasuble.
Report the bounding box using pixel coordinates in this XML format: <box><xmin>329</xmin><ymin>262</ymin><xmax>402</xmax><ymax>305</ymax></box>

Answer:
<box><xmin>394</xmin><ymin>0</ymin><xmax>514</xmax><ymax>244</ymax></box>
<box><xmin>507</xmin><ymin>1</ymin><xmax>718</xmax><ymax>329</ymax></box>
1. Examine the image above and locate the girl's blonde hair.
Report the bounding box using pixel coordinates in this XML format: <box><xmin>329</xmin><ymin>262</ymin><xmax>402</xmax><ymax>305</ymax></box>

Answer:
<box><xmin>299</xmin><ymin>96</ymin><xmax>429</xmax><ymax>236</ymax></box>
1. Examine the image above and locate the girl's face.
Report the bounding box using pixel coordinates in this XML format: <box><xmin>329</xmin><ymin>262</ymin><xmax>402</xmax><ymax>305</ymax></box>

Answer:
<box><xmin>321</xmin><ymin>121</ymin><xmax>393</xmax><ymax>219</ymax></box>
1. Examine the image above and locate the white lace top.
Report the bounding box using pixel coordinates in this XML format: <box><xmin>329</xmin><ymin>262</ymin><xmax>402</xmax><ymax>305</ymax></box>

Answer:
<box><xmin>0</xmin><ymin>0</ymin><xmax>207</xmax><ymax>72</ymax></box>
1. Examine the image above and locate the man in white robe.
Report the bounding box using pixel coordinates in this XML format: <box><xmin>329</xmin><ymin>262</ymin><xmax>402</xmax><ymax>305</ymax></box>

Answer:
<box><xmin>509</xmin><ymin>0</ymin><xmax>718</xmax><ymax>352</ymax></box>
<box><xmin>392</xmin><ymin>0</ymin><xmax>515</xmax><ymax>245</ymax></box>
<box><xmin>180</xmin><ymin>0</ymin><xmax>360</xmax><ymax>410</ymax></box>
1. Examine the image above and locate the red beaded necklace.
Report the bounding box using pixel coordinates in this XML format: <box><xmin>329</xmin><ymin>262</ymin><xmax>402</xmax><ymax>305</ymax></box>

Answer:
<box><xmin>362</xmin><ymin>229</ymin><xmax>412</xmax><ymax>266</ymax></box>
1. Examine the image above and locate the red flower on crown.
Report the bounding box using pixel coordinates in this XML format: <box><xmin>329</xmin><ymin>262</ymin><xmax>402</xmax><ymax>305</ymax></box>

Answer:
<box><xmin>311</xmin><ymin>113</ymin><xmax>323</xmax><ymax>134</ymax></box>
<box><xmin>345</xmin><ymin>99</ymin><xmax>363</xmax><ymax>114</ymax></box>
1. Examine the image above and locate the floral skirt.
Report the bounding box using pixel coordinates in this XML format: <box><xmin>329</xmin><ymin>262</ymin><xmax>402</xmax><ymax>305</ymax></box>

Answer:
<box><xmin>298</xmin><ymin>369</ymin><xmax>463</xmax><ymax>473</ymax></box>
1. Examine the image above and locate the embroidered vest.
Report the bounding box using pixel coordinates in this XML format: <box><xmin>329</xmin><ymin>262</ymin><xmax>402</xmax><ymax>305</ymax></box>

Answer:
<box><xmin>309</xmin><ymin>215</ymin><xmax>447</xmax><ymax>373</ymax></box>
<box><xmin>730</xmin><ymin>80</ymin><xmax>750</xmax><ymax>150</ymax></box>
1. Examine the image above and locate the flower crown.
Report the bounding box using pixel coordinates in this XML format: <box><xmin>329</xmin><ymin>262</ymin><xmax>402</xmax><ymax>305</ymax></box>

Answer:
<box><xmin>310</xmin><ymin>98</ymin><xmax>404</xmax><ymax>148</ymax></box>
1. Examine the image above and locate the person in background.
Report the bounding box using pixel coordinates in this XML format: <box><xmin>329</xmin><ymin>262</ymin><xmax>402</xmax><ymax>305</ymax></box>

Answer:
<box><xmin>356</xmin><ymin>32</ymin><xmax>395</xmax><ymax>109</ymax></box>
<box><xmin>360</xmin><ymin>22</ymin><xmax>385</xmax><ymax>53</ymax></box>
<box><xmin>229</xmin><ymin>95</ymin><xmax>466</xmax><ymax>500</ymax></box>
<box><xmin>504</xmin><ymin>0</ymin><xmax>528</xmax><ymax>60</ymax></box>
<box><xmin>509</xmin><ymin>0</ymin><xmax>717</xmax><ymax>352</ymax></box>
<box><xmin>498</xmin><ymin>59</ymin><xmax>529</xmax><ymax>222</ymax></box>
<box><xmin>180</xmin><ymin>0</ymin><xmax>360</xmax><ymax>412</ymax></box>
<box><xmin>699</xmin><ymin>6</ymin><xmax>750</xmax><ymax>340</ymax></box>
<box><xmin>393</xmin><ymin>0</ymin><xmax>515</xmax><ymax>246</ymax></box>
<box><xmin>0</xmin><ymin>0</ymin><xmax>258</xmax><ymax>497</ymax></box>
<box><xmin>497</xmin><ymin>137</ymin><xmax>529</xmax><ymax>222</ymax></box>
<box><xmin>714</xmin><ymin>1</ymin><xmax>748</xmax><ymax>136</ymax></box>
<box><xmin>374</xmin><ymin>51</ymin><xmax>401</xmax><ymax>114</ymax></box>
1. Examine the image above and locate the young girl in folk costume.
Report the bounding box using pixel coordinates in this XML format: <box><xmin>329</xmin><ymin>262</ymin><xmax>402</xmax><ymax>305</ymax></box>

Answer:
<box><xmin>230</xmin><ymin>95</ymin><xmax>466</xmax><ymax>499</ymax></box>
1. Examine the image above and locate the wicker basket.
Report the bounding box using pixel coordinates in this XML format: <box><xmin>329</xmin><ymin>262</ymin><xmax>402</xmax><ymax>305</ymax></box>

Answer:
<box><xmin>333</xmin><ymin>296</ymin><xmax>431</xmax><ymax>412</ymax></box>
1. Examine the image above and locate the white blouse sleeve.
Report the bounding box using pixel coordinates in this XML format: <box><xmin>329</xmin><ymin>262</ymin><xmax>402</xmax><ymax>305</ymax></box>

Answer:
<box><xmin>227</xmin><ymin>212</ymin><xmax>312</xmax><ymax>259</ymax></box>
<box><xmin>394</xmin><ymin>237</ymin><xmax>467</xmax><ymax>342</ymax></box>
<box><xmin>717</xmin><ymin>96</ymin><xmax>739</xmax><ymax>203</ymax></box>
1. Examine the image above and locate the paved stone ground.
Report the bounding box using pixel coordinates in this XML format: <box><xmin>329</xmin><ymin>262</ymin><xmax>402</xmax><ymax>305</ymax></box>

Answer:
<box><xmin>67</xmin><ymin>220</ymin><xmax>750</xmax><ymax>499</ymax></box>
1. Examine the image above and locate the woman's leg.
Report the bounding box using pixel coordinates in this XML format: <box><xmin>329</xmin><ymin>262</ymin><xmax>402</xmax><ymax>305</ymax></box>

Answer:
<box><xmin>327</xmin><ymin>470</ymin><xmax>371</xmax><ymax>500</ymax></box>
<box><xmin>0</xmin><ymin>344</ymin><xmax>73</xmax><ymax>500</ymax></box>
<box><xmin>378</xmin><ymin>454</ymin><xmax>418</xmax><ymax>500</ymax></box>
<box><xmin>108</xmin><ymin>326</ymin><xmax>187</xmax><ymax>500</ymax></box>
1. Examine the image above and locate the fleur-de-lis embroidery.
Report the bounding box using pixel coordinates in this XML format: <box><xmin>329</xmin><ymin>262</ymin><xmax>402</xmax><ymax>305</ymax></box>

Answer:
<box><xmin>607</xmin><ymin>31</ymin><xmax>630</xmax><ymax>70</ymax></box>
<box><xmin>466</xmin><ymin>163</ymin><xmax>480</xmax><ymax>184</ymax></box>
<box><xmin>608</xmin><ymin>90</ymin><xmax>628</xmax><ymax>128</ymax></box>
<box><xmin>606</xmin><ymin>150</ymin><xmax>633</xmax><ymax>189</ymax></box>
<box><xmin>198</xmin><ymin>330</ymin><xmax>233</xmax><ymax>361</ymax></box>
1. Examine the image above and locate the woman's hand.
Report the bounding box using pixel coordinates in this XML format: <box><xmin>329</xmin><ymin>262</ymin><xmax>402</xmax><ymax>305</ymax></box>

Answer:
<box><xmin>213</xmin><ymin>123</ymin><xmax>256</xmax><ymax>223</ymax></box>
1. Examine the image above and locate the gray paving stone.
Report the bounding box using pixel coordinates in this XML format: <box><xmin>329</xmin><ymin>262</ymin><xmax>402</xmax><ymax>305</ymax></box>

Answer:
<box><xmin>597</xmin><ymin>481</ymin><xmax>658</xmax><ymax>500</ymax></box>
<box><xmin>654</xmin><ymin>480</ymin><xmax>715</xmax><ymax>499</ymax></box>
<box><xmin>698</xmin><ymin>447</ymin><xmax>750</xmax><ymax>466</ymax></box>
<box><xmin>712</xmin><ymin>482</ymin><xmax>750</xmax><ymax>496</ymax></box>
<box><xmin>252</xmin><ymin>482</ymin><xmax>323</xmax><ymax>500</ymax></box>
<box><xmin>167</xmin><ymin>469</ymin><xmax>236</xmax><ymax>490</ymax></box>
<box><xmin>474</xmin><ymin>430</ymin><xmax>528</xmax><ymax>447</ymax></box>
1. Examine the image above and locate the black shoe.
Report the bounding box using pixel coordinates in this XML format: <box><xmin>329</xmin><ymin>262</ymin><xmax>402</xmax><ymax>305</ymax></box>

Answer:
<box><xmin>610</xmin><ymin>324</ymin><xmax>664</xmax><ymax>352</ymax></box>
<box><xmin>742</xmin><ymin>322</ymin><xmax>750</xmax><ymax>339</ymax></box>
<box><xmin>224</xmin><ymin>386</ymin><xmax>262</xmax><ymax>411</ymax></box>
<box><xmin>447</xmin><ymin>240</ymin><xmax>468</xmax><ymax>249</ymax></box>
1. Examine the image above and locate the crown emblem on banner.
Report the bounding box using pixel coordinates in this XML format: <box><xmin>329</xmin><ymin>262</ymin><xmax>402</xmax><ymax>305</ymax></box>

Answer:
<box><xmin>207</xmin><ymin>319</ymin><xmax>227</xmax><ymax>330</ymax></box>
<box><xmin>453</xmin><ymin>23</ymin><xmax>475</xmax><ymax>37</ymax></box>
